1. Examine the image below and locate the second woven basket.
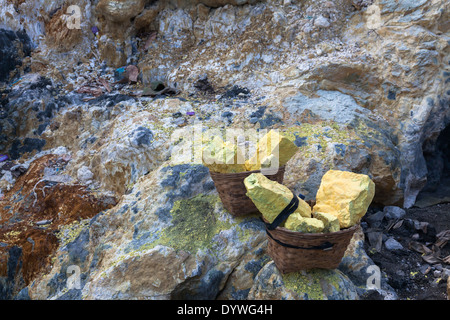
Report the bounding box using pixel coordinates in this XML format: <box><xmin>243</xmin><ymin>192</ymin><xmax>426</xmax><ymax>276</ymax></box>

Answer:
<box><xmin>209</xmin><ymin>166</ymin><xmax>285</xmax><ymax>216</ymax></box>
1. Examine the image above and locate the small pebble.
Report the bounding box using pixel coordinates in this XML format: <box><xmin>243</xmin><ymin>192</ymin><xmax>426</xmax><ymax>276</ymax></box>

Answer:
<box><xmin>385</xmin><ymin>238</ymin><xmax>404</xmax><ymax>251</ymax></box>
<box><xmin>36</xmin><ymin>219</ymin><xmax>52</xmax><ymax>226</ymax></box>
<box><xmin>249</xmin><ymin>117</ymin><xmax>259</xmax><ymax>124</ymax></box>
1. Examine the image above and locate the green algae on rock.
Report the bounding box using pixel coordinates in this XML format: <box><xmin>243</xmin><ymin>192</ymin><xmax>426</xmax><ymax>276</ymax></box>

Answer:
<box><xmin>153</xmin><ymin>194</ymin><xmax>230</xmax><ymax>253</ymax></box>
<box><xmin>281</xmin><ymin>267</ymin><xmax>358</xmax><ymax>300</ymax></box>
<box><xmin>137</xmin><ymin>193</ymin><xmax>265</xmax><ymax>255</ymax></box>
<box><xmin>248</xmin><ymin>261</ymin><xmax>359</xmax><ymax>300</ymax></box>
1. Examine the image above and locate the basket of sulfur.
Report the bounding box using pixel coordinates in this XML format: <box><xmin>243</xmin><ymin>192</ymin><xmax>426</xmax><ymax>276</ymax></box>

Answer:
<box><xmin>244</xmin><ymin>170</ymin><xmax>375</xmax><ymax>273</ymax></box>
<box><xmin>203</xmin><ymin>130</ymin><xmax>298</xmax><ymax>216</ymax></box>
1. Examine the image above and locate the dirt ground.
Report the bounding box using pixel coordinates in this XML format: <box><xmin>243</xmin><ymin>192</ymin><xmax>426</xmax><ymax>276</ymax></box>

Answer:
<box><xmin>362</xmin><ymin>202</ymin><xmax>450</xmax><ymax>300</ymax></box>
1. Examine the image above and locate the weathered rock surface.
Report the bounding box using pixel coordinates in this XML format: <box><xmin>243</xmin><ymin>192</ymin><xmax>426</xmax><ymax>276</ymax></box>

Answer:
<box><xmin>0</xmin><ymin>28</ymin><xmax>32</xmax><ymax>82</ymax></box>
<box><xmin>338</xmin><ymin>226</ymin><xmax>397</xmax><ymax>299</ymax></box>
<box><xmin>26</xmin><ymin>164</ymin><xmax>268</xmax><ymax>299</ymax></box>
<box><xmin>0</xmin><ymin>153</ymin><xmax>117</xmax><ymax>299</ymax></box>
<box><xmin>248</xmin><ymin>261</ymin><xmax>359</xmax><ymax>300</ymax></box>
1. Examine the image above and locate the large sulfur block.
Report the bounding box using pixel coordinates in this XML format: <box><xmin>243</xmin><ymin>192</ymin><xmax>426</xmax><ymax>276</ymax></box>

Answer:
<box><xmin>246</xmin><ymin>130</ymin><xmax>298</xmax><ymax>171</ymax></box>
<box><xmin>244</xmin><ymin>173</ymin><xmax>311</xmax><ymax>224</ymax></box>
<box><xmin>284</xmin><ymin>214</ymin><xmax>325</xmax><ymax>233</ymax></box>
<box><xmin>313</xmin><ymin>170</ymin><xmax>375</xmax><ymax>228</ymax></box>
<box><xmin>202</xmin><ymin>136</ymin><xmax>247</xmax><ymax>173</ymax></box>
<box><xmin>312</xmin><ymin>211</ymin><xmax>340</xmax><ymax>233</ymax></box>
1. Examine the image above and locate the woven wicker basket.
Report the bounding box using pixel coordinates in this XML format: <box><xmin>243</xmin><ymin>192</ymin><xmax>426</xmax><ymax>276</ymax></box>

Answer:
<box><xmin>209</xmin><ymin>166</ymin><xmax>285</xmax><ymax>216</ymax></box>
<box><xmin>265</xmin><ymin>221</ymin><xmax>359</xmax><ymax>273</ymax></box>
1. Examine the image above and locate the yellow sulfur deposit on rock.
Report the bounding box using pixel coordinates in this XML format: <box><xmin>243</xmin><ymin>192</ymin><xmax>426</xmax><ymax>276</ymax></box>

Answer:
<box><xmin>244</xmin><ymin>173</ymin><xmax>311</xmax><ymax>225</ymax></box>
<box><xmin>284</xmin><ymin>214</ymin><xmax>324</xmax><ymax>233</ymax></box>
<box><xmin>312</xmin><ymin>212</ymin><xmax>340</xmax><ymax>233</ymax></box>
<box><xmin>202</xmin><ymin>136</ymin><xmax>247</xmax><ymax>173</ymax></box>
<box><xmin>313</xmin><ymin>170</ymin><xmax>375</xmax><ymax>228</ymax></box>
<box><xmin>246</xmin><ymin>130</ymin><xmax>298</xmax><ymax>171</ymax></box>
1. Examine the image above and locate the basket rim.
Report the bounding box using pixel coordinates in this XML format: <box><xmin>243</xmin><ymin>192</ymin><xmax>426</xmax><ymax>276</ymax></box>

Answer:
<box><xmin>264</xmin><ymin>218</ymin><xmax>360</xmax><ymax>238</ymax></box>
<box><xmin>208</xmin><ymin>166</ymin><xmax>286</xmax><ymax>178</ymax></box>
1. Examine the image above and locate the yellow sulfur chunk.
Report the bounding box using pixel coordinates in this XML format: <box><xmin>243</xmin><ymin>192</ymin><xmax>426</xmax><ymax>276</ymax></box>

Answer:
<box><xmin>246</xmin><ymin>130</ymin><xmax>298</xmax><ymax>171</ymax></box>
<box><xmin>260</xmin><ymin>154</ymin><xmax>277</xmax><ymax>169</ymax></box>
<box><xmin>313</xmin><ymin>170</ymin><xmax>375</xmax><ymax>228</ymax></box>
<box><xmin>202</xmin><ymin>136</ymin><xmax>247</xmax><ymax>173</ymax></box>
<box><xmin>312</xmin><ymin>212</ymin><xmax>340</xmax><ymax>233</ymax></box>
<box><xmin>244</xmin><ymin>173</ymin><xmax>311</xmax><ymax>224</ymax></box>
<box><xmin>284</xmin><ymin>214</ymin><xmax>325</xmax><ymax>233</ymax></box>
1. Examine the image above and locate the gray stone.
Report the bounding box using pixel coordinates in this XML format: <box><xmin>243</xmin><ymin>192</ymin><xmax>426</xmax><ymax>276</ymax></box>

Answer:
<box><xmin>314</xmin><ymin>15</ymin><xmax>330</xmax><ymax>28</ymax></box>
<box><xmin>383</xmin><ymin>206</ymin><xmax>406</xmax><ymax>220</ymax></box>
<box><xmin>129</xmin><ymin>126</ymin><xmax>153</xmax><ymax>147</ymax></box>
<box><xmin>384</xmin><ymin>238</ymin><xmax>404</xmax><ymax>251</ymax></box>
<box><xmin>249</xmin><ymin>117</ymin><xmax>259</xmax><ymax>124</ymax></box>
<box><xmin>14</xmin><ymin>287</ymin><xmax>31</xmax><ymax>300</ymax></box>
<box><xmin>77</xmin><ymin>166</ymin><xmax>94</xmax><ymax>184</ymax></box>
<box><xmin>365</xmin><ymin>211</ymin><xmax>386</xmax><ymax>228</ymax></box>
<box><xmin>222</xmin><ymin>111</ymin><xmax>233</xmax><ymax>118</ymax></box>
<box><xmin>173</xmin><ymin>117</ymin><xmax>186</xmax><ymax>126</ymax></box>
<box><xmin>380</xmin><ymin>0</ymin><xmax>428</xmax><ymax>13</ymax></box>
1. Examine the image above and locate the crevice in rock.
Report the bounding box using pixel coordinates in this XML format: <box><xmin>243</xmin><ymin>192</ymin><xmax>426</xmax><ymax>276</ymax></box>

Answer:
<box><xmin>416</xmin><ymin>124</ymin><xmax>450</xmax><ymax>207</ymax></box>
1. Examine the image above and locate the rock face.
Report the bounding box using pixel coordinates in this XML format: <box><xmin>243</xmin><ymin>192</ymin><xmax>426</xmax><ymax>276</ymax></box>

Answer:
<box><xmin>248</xmin><ymin>261</ymin><xmax>359</xmax><ymax>300</ymax></box>
<box><xmin>26</xmin><ymin>164</ymin><xmax>269</xmax><ymax>299</ymax></box>
<box><xmin>96</xmin><ymin>0</ymin><xmax>146</xmax><ymax>23</ymax></box>
<box><xmin>0</xmin><ymin>0</ymin><xmax>448</xmax><ymax>300</ymax></box>
<box><xmin>0</xmin><ymin>29</ymin><xmax>32</xmax><ymax>82</ymax></box>
<box><xmin>0</xmin><ymin>74</ymin><xmax>83</xmax><ymax>161</ymax></box>
<box><xmin>0</xmin><ymin>154</ymin><xmax>117</xmax><ymax>299</ymax></box>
